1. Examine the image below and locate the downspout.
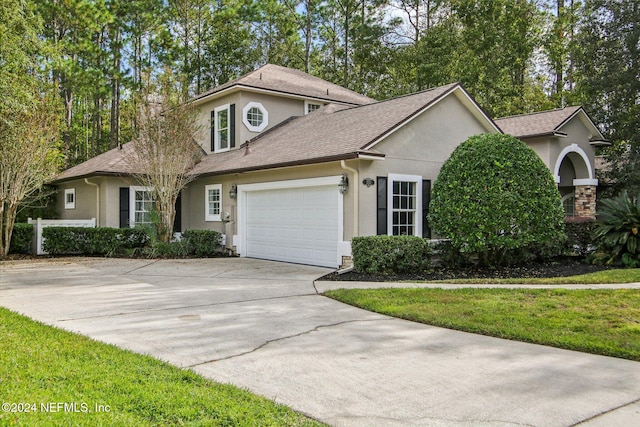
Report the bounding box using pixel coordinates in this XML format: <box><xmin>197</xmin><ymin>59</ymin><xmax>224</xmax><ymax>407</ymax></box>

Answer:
<box><xmin>340</xmin><ymin>160</ymin><xmax>358</xmax><ymax>236</ymax></box>
<box><xmin>84</xmin><ymin>178</ymin><xmax>100</xmax><ymax>226</ymax></box>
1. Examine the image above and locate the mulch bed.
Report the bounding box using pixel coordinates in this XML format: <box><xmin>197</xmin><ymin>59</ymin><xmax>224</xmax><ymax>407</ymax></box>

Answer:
<box><xmin>320</xmin><ymin>257</ymin><xmax>611</xmax><ymax>282</ymax></box>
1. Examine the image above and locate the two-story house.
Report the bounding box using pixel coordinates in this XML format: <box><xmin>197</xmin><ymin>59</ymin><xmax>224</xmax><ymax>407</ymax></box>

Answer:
<box><xmin>51</xmin><ymin>64</ymin><xmax>603</xmax><ymax>268</ymax></box>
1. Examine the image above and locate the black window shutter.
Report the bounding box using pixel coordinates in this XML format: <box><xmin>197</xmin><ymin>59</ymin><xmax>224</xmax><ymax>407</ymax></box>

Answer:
<box><xmin>422</xmin><ymin>179</ymin><xmax>431</xmax><ymax>238</ymax></box>
<box><xmin>173</xmin><ymin>192</ymin><xmax>182</xmax><ymax>233</ymax></box>
<box><xmin>230</xmin><ymin>104</ymin><xmax>236</xmax><ymax>148</ymax></box>
<box><xmin>210</xmin><ymin>110</ymin><xmax>215</xmax><ymax>152</ymax></box>
<box><xmin>119</xmin><ymin>187</ymin><xmax>130</xmax><ymax>228</ymax></box>
<box><xmin>376</xmin><ymin>177</ymin><xmax>387</xmax><ymax>235</ymax></box>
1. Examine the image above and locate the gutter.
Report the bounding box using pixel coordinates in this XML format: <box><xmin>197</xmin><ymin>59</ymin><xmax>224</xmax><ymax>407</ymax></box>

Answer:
<box><xmin>84</xmin><ymin>178</ymin><xmax>100</xmax><ymax>226</ymax></box>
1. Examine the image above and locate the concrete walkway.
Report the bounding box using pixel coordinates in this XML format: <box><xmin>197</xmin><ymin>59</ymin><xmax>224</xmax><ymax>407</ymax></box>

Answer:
<box><xmin>1</xmin><ymin>257</ymin><xmax>639</xmax><ymax>426</ymax></box>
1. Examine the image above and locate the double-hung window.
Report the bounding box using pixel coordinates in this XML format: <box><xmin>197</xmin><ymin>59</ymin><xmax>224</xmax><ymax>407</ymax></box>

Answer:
<box><xmin>130</xmin><ymin>186</ymin><xmax>154</xmax><ymax>227</ymax></box>
<box><xmin>388</xmin><ymin>174</ymin><xmax>422</xmax><ymax>236</ymax></box>
<box><xmin>205</xmin><ymin>184</ymin><xmax>222</xmax><ymax>221</ymax></box>
<box><xmin>215</xmin><ymin>104</ymin><xmax>230</xmax><ymax>152</ymax></box>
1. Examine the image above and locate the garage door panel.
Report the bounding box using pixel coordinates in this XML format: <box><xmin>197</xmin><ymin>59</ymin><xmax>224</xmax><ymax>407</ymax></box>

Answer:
<box><xmin>245</xmin><ymin>185</ymin><xmax>339</xmax><ymax>267</ymax></box>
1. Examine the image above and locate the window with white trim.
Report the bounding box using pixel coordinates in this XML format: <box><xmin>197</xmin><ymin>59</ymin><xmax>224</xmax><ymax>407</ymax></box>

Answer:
<box><xmin>388</xmin><ymin>174</ymin><xmax>422</xmax><ymax>236</ymax></box>
<box><xmin>205</xmin><ymin>184</ymin><xmax>222</xmax><ymax>221</ymax></box>
<box><xmin>305</xmin><ymin>101</ymin><xmax>321</xmax><ymax>114</ymax></box>
<box><xmin>130</xmin><ymin>186</ymin><xmax>154</xmax><ymax>227</ymax></box>
<box><xmin>215</xmin><ymin>104</ymin><xmax>230</xmax><ymax>152</ymax></box>
<box><xmin>242</xmin><ymin>102</ymin><xmax>268</xmax><ymax>132</ymax></box>
<box><xmin>64</xmin><ymin>188</ymin><xmax>76</xmax><ymax>209</ymax></box>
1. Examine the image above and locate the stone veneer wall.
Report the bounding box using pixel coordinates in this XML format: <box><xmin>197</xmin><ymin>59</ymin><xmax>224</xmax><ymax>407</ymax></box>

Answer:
<box><xmin>574</xmin><ymin>185</ymin><xmax>596</xmax><ymax>218</ymax></box>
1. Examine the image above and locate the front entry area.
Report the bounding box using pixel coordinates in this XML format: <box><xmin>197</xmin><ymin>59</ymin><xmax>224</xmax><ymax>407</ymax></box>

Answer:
<box><xmin>236</xmin><ymin>177</ymin><xmax>343</xmax><ymax>268</ymax></box>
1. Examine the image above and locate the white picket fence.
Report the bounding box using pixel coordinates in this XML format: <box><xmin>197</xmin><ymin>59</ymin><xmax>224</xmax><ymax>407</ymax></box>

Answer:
<box><xmin>28</xmin><ymin>218</ymin><xmax>96</xmax><ymax>255</ymax></box>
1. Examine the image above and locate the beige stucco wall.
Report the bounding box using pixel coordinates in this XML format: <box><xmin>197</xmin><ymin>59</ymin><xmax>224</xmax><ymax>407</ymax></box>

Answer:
<box><xmin>520</xmin><ymin>137</ymin><xmax>552</xmax><ymax>167</ymax></box>
<box><xmin>56</xmin><ymin>176</ymin><xmax>141</xmax><ymax>228</ymax></box>
<box><xmin>55</xmin><ymin>179</ymin><xmax>99</xmax><ymax>222</ymax></box>
<box><xmin>356</xmin><ymin>94</ymin><xmax>493</xmax><ymax>236</ymax></box>
<box><xmin>196</xmin><ymin>91</ymin><xmax>311</xmax><ymax>154</ymax></box>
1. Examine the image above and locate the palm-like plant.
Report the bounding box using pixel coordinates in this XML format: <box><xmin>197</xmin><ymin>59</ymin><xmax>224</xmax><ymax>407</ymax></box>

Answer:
<box><xmin>592</xmin><ymin>192</ymin><xmax>640</xmax><ymax>267</ymax></box>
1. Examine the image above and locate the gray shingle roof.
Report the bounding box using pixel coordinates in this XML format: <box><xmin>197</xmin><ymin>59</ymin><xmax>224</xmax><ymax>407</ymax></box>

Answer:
<box><xmin>191</xmin><ymin>64</ymin><xmax>376</xmax><ymax>106</ymax></box>
<box><xmin>494</xmin><ymin>106</ymin><xmax>582</xmax><ymax>138</ymax></box>
<box><xmin>52</xmin><ymin>142</ymin><xmax>138</xmax><ymax>183</ymax></box>
<box><xmin>190</xmin><ymin>83</ymin><xmax>460</xmax><ymax>176</ymax></box>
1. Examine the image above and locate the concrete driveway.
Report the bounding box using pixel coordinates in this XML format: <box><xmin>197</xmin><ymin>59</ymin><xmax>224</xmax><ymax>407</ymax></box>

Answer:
<box><xmin>1</xmin><ymin>257</ymin><xmax>639</xmax><ymax>426</ymax></box>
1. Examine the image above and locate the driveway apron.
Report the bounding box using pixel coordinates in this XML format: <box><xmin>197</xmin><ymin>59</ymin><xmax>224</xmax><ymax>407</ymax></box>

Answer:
<box><xmin>1</xmin><ymin>257</ymin><xmax>639</xmax><ymax>426</ymax></box>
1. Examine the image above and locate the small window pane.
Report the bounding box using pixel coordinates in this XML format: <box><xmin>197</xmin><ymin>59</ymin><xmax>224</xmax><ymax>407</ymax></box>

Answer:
<box><xmin>247</xmin><ymin>107</ymin><xmax>263</xmax><ymax>126</ymax></box>
<box><xmin>218</xmin><ymin>110</ymin><xmax>228</xmax><ymax>128</ymax></box>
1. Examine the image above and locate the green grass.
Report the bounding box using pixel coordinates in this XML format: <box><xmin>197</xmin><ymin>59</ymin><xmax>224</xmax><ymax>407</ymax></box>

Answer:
<box><xmin>0</xmin><ymin>307</ymin><xmax>323</xmax><ymax>426</ymax></box>
<box><xmin>424</xmin><ymin>268</ymin><xmax>640</xmax><ymax>284</ymax></box>
<box><xmin>325</xmin><ymin>288</ymin><xmax>640</xmax><ymax>361</ymax></box>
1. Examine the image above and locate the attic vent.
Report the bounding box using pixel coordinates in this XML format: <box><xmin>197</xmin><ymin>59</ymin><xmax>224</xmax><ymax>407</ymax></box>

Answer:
<box><xmin>327</xmin><ymin>88</ymin><xmax>329</xmax><ymax>95</ymax></box>
<box><xmin>260</xmin><ymin>73</ymin><xmax>262</xmax><ymax>80</ymax></box>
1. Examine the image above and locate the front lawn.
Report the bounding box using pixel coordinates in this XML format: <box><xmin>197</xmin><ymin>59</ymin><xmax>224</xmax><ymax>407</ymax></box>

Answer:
<box><xmin>0</xmin><ymin>307</ymin><xmax>322</xmax><ymax>426</ymax></box>
<box><xmin>325</xmin><ymin>288</ymin><xmax>640</xmax><ymax>361</ymax></box>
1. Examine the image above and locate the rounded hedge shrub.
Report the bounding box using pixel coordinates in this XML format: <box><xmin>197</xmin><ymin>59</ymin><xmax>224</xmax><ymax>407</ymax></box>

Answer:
<box><xmin>351</xmin><ymin>235</ymin><xmax>432</xmax><ymax>274</ymax></box>
<box><xmin>428</xmin><ymin>133</ymin><xmax>565</xmax><ymax>266</ymax></box>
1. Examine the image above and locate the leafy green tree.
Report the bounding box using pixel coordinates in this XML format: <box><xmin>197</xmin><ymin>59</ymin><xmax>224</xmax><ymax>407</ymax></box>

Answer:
<box><xmin>253</xmin><ymin>0</ymin><xmax>305</xmax><ymax>69</ymax></box>
<box><xmin>592</xmin><ymin>192</ymin><xmax>640</xmax><ymax>268</ymax></box>
<box><xmin>450</xmin><ymin>0</ymin><xmax>542</xmax><ymax>117</ymax></box>
<box><xmin>429</xmin><ymin>134</ymin><xmax>565</xmax><ymax>266</ymax></box>
<box><xmin>0</xmin><ymin>1</ymin><xmax>62</xmax><ymax>256</ymax></box>
<box><xmin>199</xmin><ymin>0</ymin><xmax>257</xmax><ymax>88</ymax></box>
<box><xmin>573</xmin><ymin>0</ymin><xmax>640</xmax><ymax>197</ymax></box>
<box><xmin>129</xmin><ymin>71</ymin><xmax>203</xmax><ymax>243</ymax></box>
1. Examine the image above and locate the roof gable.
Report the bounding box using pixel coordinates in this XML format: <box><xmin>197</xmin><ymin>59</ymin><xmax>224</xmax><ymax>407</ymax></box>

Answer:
<box><xmin>191</xmin><ymin>64</ymin><xmax>375</xmax><ymax>106</ymax></box>
<box><xmin>51</xmin><ymin>143</ymin><xmax>137</xmax><ymax>183</ymax></box>
<box><xmin>495</xmin><ymin>106</ymin><xmax>605</xmax><ymax>141</ymax></box>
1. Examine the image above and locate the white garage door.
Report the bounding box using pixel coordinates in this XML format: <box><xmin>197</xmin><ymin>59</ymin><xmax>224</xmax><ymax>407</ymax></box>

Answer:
<box><xmin>244</xmin><ymin>184</ymin><xmax>340</xmax><ymax>268</ymax></box>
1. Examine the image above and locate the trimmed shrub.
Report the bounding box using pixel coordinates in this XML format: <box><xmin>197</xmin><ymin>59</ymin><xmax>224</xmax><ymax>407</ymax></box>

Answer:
<box><xmin>564</xmin><ymin>217</ymin><xmax>598</xmax><ymax>257</ymax></box>
<box><xmin>352</xmin><ymin>235</ymin><xmax>432</xmax><ymax>274</ymax></box>
<box><xmin>42</xmin><ymin>227</ymin><xmax>149</xmax><ymax>256</ymax></box>
<box><xmin>429</xmin><ymin>133</ymin><xmax>566</xmax><ymax>266</ymax></box>
<box><xmin>592</xmin><ymin>191</ymin><xmax>640</xmax><ymax>267</ymax></box>
<box><xmin>9</xmin><ymin>223</ymin><xmax>34</xmax><ymax>254</ymax></box>
<box><xmin>183</xmin><ymin>229</ymin><xmax>224</xmax><ymax>257</ymax></box>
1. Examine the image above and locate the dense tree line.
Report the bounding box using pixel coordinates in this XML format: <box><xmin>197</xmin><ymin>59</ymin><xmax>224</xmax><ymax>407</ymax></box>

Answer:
<box><xmin>2</xmin><ymin>0</ymin><xmax>639</xmax><ymax>196</ymax></box>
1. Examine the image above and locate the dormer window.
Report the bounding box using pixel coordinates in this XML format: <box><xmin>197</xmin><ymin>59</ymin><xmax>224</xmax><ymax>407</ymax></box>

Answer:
<box><xmin>305</xmin><ymin>101</ymin><xmax>322</xmax><ymax>114</ymax></box>
<box><xmin>242</xmin><ymin>102</ymin><xmax>268</xmax><ymax>132</ymax></box>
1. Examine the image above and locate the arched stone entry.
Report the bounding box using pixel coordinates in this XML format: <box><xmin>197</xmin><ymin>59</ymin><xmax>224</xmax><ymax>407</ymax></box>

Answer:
<box><xmin>553</xmin><ymin>144</ymin><xmax>598</xmax><ymax>218</ymax></box>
